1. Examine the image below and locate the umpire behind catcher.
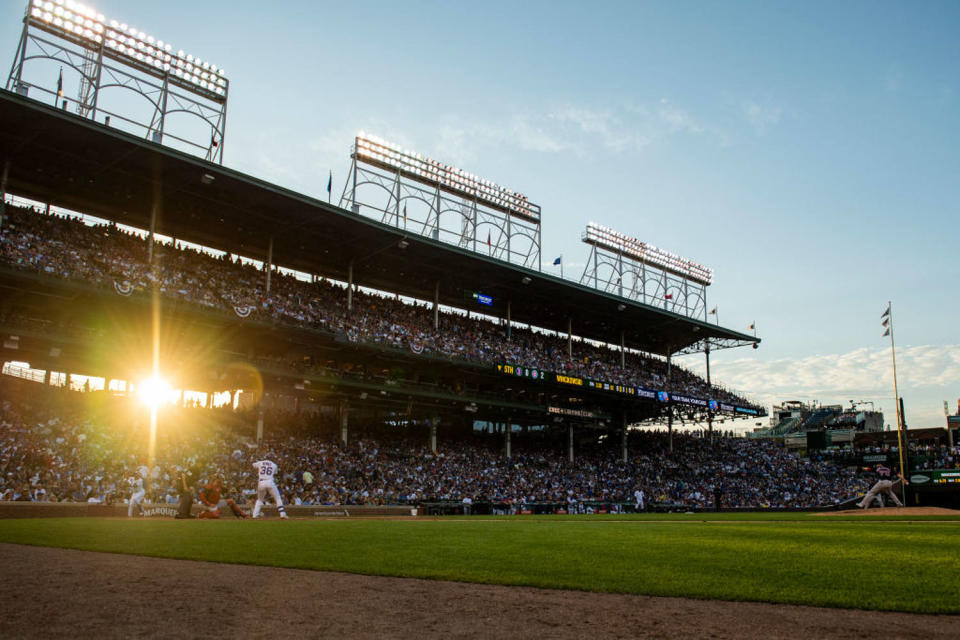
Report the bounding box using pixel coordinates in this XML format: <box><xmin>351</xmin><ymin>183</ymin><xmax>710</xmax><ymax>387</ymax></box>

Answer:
<box><xmin>175</xmin><ymin>466</ymin><xmax>199</xmax><ymax>519</ymax></box>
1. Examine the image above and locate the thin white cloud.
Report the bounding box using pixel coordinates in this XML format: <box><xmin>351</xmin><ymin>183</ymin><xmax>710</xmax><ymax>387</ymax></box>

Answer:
<box><xmin>429</xmin><ymin>99</ymin><xmax>715</xmax><ymax>162</ymax></box>
<box><xmin>505</xmin><ymin>117</ymin><xmax>570</xmax><ymax>154</ymax></box>
<box><xmin>742</xmin><ymin>100</ymin><xmax>782</xmax><ymax>134</ymax></box>
<box><xmin>548</xmin><ymin>107</ymin><xmax>641</xmax><ymax>152</ymax></box>
<box><xmin>678</xmin><ymin>344</ymin><xmax>960</xmax><ymax>428</ymax></box>
<box><xmin>657</xmin><ymin>98</ymin><xmax>705</xmax><ymax>135</ymax></box>
<box><xmin>432</xmin><ymin>117</ymin><xmax>570</xmax><ymax>166</ymax></box>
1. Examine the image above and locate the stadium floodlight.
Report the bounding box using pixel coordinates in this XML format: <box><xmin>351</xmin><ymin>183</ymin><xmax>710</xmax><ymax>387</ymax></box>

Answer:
<box><xmin>21</xmin><ymin>0</ymin><xmax>228</xmax><ymax>103</ymax></box>
<box><xmin>10</xmin><ymin>0</ymin><xmax>229</xmax><ymax>162</ymax></box>
<box><xmin>583</xmin><ymin>222</ymin><xmax>713</xmax><ymax>285</ymax></box>
<box><xmin>354</xmin><ymin>134</ymin><xmax>540</xmax><ymax>224</ymax></box>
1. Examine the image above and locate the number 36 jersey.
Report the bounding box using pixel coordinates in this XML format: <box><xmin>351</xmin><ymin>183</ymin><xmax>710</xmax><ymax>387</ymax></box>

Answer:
<box><xmin>253</xmin><ymin>460</ymin><xmax>279</xmax><ymax>485</ymax></box>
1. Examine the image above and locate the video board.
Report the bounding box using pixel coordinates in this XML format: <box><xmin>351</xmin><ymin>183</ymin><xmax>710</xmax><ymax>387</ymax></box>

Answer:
<box><xmin>494</xmin><ymin>363</ymin><xmax>759</xmax><ymax>415</ymax></box>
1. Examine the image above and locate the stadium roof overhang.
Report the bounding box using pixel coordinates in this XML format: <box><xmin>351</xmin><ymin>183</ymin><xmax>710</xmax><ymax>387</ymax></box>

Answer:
<box><xmin>0</xmin><ymin>90</ymin><xmax>759</xmax><ymax>357</ymax></box>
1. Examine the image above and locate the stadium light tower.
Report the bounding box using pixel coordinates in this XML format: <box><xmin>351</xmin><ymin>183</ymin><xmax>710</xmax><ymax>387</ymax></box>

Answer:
<box><xmin>6</xmin><ymin>0</ymin><xmax>229</xmax><ymax>163</ymax></box>
<box><xmin>580</xmin><ymin>222</ymin><xmax>713</xmax><ymax>319</ymax></box>
<box><xmin>340</xmin><ymin>133</ymin><xmax>542</xmax><ymax>269</ymax></box>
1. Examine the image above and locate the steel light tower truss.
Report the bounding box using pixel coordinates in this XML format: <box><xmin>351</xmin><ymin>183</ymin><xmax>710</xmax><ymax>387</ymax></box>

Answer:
<box><xmin>675</xmin><ymin>337</ymin><xmax>756</xmax><ymax>356</ymax></box>
<box><xmin>6</xmin><ymin>0</ymin><xmax>229</xmax><ymax>163</ymax></box>
<box><xmin>340</xmin><ymin>134</ymin><xmax>542</xmax><ymax>270</ymax></box>
<box><xmin>579</xmin><ymin>222</ymin><xmax>713</xmax><ymax>320</ymax></box>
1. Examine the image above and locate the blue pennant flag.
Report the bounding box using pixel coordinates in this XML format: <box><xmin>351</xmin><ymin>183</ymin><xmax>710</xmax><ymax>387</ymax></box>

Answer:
<box><xmin>553</xmin><ymin>256</ymin><xmax>562</xmax><ymax>265</ymax></box>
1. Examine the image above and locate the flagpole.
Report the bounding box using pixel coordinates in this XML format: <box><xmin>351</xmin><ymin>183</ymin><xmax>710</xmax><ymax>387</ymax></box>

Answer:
<box><xmin>560</xmin><ymin>255</ymin><xmax>564</xmax><ymax>280</ymax></box>
<box><xmin>887</xmin><ymin>301</ymin><xmax>906</xmax><ymax>486</ymax></box>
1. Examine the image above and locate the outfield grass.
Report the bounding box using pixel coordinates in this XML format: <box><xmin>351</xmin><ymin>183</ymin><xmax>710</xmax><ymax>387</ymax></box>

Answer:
<box><xmin>0</xmin><ymin>514</ymin><xmax>957</xmax><ymax>614</ymax></box>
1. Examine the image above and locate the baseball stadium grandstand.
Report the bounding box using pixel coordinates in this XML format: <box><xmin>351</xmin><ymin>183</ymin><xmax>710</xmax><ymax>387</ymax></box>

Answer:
<box><xmin>2</xmin><ymin>0</ymin><xmax>955</xmax><ymax>520</ymax></box>
<box><xmin>751</xmin><ymin>400</ymin><xmax>884</xmax><ymax>442</ymax></box>
<box><xmin>3</xmin><ymin>6</ymin><xmax>960</xmax><ymax>637</ymax></box>
<box><xmin>11</xmin><ymin>0</ymin><xmax>957</xmax><ymax>517</ymax></box>
<box><xmin>0</xmin><ymin>69</ymin><xmax>766</xmax><ymax>450</ymax></box>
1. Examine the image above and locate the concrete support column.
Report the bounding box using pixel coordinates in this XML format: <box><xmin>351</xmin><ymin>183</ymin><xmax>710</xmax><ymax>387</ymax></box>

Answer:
<box><xmin>256</xmin><ymin>406</ymin><xmax>264</xmax><ymax>442</ymax></box>
<box><xmin>43</xmin><ymin>369</ymin><xmax>51</xmax><ymax>386</ymax></box>
<box><xmin>620</xmin><ymin>330</ymin><xmax>625</xmax><ymax>369</ymax></box>
<box><xmin>665</xmin><ymin>351</ymin><xmax>673</xmax><ymax>451</ymax></box>
<box><xmin>568</xmin><ymin>423</ymin><xmax>574</xmax><ymax>463</ymax></box>
<box><xmin>147</xmin><ymin>202</ymin><xmax>158</xmax><ymax>264</ymax></box>
<box><xmin>621</xmin><ymin>414</ymin><xmax>628</xmax><ymax>463</ymax></box>
<box><xmin>433</xmin><ymin>281</ymin><xmax>439</xmax><ymax>330</ymax></box>
<box><xmin>668</xmin><ymin>409</ymin><xmax>674</xmax><ymax>453</ymax></box>
<box><xmin>567</xmin><ymin>318</ymin><xmax>573</xmax><ymax>358</ymax></box>
<box><xmin>340</xmin><ymin>401</ymin><xmax>349</xmax><ymax>446</ymax></box>
<box><xmin>505</xmin><ymin>420</ymin><xmax>512</xmax><ymax>459</ymax></box>
<box><xmin>347</xmin><ymin>261</ymin><xmax>354</xmax><ymax>313</ymax></box>
<box><xmin>265</xmin><ymin>236</ymin><xmax>274</xmax><ymax>295</ymax></box>
<box><xmin>506</xmin><ymin>299</ymin><xmax>512</xmax><ymax>340</ymax></box>
<box><xmin>705</xmin><ymin>341</ymin><xmax>712</xmax><ymax>436</ymax></box>
<box><xmin>430</xmin><ymin>418</ymin><xmax>438</xmax><ymax>454</ymax></box>
<box><xmin>0</xmin><ymin>161</ymin><xmax>9</xmax><ymax>228</ymax></box>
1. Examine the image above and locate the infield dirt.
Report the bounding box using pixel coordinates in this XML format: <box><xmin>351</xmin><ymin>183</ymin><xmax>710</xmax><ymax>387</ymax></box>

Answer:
<box><xmin>812</xmin><ymin>506</ymin><xmax>957</xmax><ymax>517</ymax></box>
<box><xmin>1</xmin><ymin>542</ymin><xmax>957</xmax><ymax>639</ymax></box>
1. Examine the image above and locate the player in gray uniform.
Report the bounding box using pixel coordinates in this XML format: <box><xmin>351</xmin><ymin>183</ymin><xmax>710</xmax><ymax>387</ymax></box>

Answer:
<box><xmin>857</xmin><ymin>464</ymin><xmax>905</xmax><ymax>508</ymax></box>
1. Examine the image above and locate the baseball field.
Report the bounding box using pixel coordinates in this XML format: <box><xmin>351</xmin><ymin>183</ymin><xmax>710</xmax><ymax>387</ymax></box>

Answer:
<box><xmin>1</xmin><ymin>510</ymin><xmax>958</xmax><ymax>632</ymax></box>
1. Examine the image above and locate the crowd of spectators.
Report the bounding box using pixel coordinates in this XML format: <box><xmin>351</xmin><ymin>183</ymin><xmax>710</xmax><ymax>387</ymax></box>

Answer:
<box><xmin>816</xmin><ymin>442</ymin><xmax>960</xmax><ymax>471</ymax></box>
<box><xmin>0</xmin><ymin>204</ymin><xmax>754</xmax><ymax>407</ymax></box>
<box><xmin>0</xmin><ymin>384</ymin><xmax>871</xmax><ymax>510</ymax></box>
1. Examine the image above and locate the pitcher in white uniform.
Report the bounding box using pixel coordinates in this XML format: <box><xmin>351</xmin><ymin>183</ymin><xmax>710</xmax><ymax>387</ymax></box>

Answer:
<box><xmin>252</xmin><ymin>459</ymin><xmax>288</xmax><ymax>519</ymax></box>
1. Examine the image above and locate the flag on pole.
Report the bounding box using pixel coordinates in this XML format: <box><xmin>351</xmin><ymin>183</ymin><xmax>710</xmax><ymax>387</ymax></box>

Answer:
<box><xmin>664</xmin><ymin>293</ymin><xmax>673</xmax><ymax>300</ymax></box>
<box><xmin>749</xmin><ymin>322</ymin><xmax>755</xmax><ymax>330</ymax></box>
<box><xmin>487</xmin><ymin>231</ymin><xmax>491</xmax><ymax>246</ymax></box>
<box><xmin>56</xmin><ymin>67</ymin><xmax>63</xmax><ymax>97</ymax></box>
<box><xmin>882</xmin><ymin>317</ymin><xmax>889</xmax><ymax>328</ymax></box>
<box><xmin>553</xmin><ymin>256</ymin><xmax>562</xmax><ymax>266</ymax></box>
<box><xmin>881</xmin><ymin>303</ymin><xmax>890</xmax><ymax>319</ymax></box>
<box><xmin>882</xmin><ymin>327</ymin><xmax>890</xmax><ymax>337</ymax></box>
<box><xmin>326</xmin><ymin>170</ymin><xmax>332</xmax><ymax>201</ymax></box>
<box><xmin>709</xmin><ymin>307</ymin><xmax>717</xmax><ymax>315</ymax></box>
<box><xmin>403</xmin><ymin>203</ymin><xmax>407</xmax><ymax>224</ymax></box>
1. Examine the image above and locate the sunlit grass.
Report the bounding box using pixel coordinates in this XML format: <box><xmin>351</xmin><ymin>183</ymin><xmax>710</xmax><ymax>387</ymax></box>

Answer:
<box><xmin>0</xmin><ymin>514</ymin><xmax>957</xmax><ymax>613</ymax></box>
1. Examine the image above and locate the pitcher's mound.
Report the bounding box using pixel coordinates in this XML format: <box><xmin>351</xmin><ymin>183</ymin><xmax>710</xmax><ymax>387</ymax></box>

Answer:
<box><xmin>814</xmin><ymin>506</ymin><xmax>957</xmax><ymax>517</ymax></box>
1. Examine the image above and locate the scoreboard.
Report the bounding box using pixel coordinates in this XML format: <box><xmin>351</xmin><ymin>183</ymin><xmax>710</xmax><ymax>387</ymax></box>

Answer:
<box><xmin>494</xmin><ymin>363</ymin><xmax>760</xmax><ymax>415</ymax></box>
<box><xmin>909</xmin><ymin>469</ymin><xmax>960</xmax><ymax>491</ymax></box>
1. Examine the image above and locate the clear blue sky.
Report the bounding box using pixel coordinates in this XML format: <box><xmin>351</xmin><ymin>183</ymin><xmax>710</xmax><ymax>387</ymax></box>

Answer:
<box><xmin>3</xmin><ymin>1</ymin><xmax>958</xmax><ymax>428</ymax></box>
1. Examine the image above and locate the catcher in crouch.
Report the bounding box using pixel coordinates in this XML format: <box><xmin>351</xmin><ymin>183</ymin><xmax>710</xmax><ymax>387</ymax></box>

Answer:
<box><xmin>197</xmin><ymin>475</ymin><xmax>248</xmax><ymax>519</ymax></box>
